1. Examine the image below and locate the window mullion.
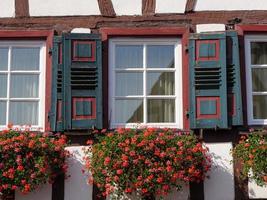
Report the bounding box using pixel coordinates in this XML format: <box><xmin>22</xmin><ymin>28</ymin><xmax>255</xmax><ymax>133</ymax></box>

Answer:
<box><xmin>143</xmin><ymin>44</ymin><xmax>147</xmax><ymax>124</ymax></box>
<box><xmin>6</xmin><ymin>46</ymin><xmax>11</xmax><ymax>126</ymax></box>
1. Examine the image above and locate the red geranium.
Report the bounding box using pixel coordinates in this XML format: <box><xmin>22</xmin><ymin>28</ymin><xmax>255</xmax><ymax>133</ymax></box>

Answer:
<box><xmin>84</xmin><ymin>128</ymin><xmax>211</xmax><ymax>199</ymax></box>
<box><xmin>0</xmin><ymin>127</ymin><xmax>69</xmax><ymax>195</ymax></box>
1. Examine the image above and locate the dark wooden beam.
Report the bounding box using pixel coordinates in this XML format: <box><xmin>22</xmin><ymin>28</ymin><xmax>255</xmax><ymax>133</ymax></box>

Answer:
<box><xmin>15</xmin><ymin>0</ymin><xmax>29</xmax><ymax>17</ymax></box>
<box><xmin>142</xmin><ymin>0</ymin><xmax>156</xmax><ymax>15</ymax></box>
<box><xmin>52</xmin><ymin>173</ymin><xmax>65</xmax><ymax>200</ymax></box>
<box><xmin>185</xmin><ymin>0</ymin><xmax>197</xmax><ymax>13</ymax></box>
<box><xmin>97</xmin><ymin>0</ymin><xmax>116</xmax><ymax>17</ymax></box>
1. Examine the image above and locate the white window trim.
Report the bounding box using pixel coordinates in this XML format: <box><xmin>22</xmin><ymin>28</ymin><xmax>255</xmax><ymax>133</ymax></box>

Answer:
<box><xmin>0</xmin><ymin>41</ymin><xmax>46</xmax><ymax>131</ymax></box>
<box><xmin>109</xmin><ymin>38</ymin><xmax>183</xmax><ymax>129</ymax></box>
<box><xmin>245</xmin><ymin>35</ymin><xmax>267</xmax><ymax>125</ymax></box>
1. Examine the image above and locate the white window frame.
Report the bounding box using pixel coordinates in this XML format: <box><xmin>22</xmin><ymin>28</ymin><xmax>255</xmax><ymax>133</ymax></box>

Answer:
<box><xmin>109</xmin><ymin>38</ymin><xmax>183</xmax><ymax>129</ymax></box>
<box><xmin>245</xmin><ymin>35</ymin><xmax>267</xmax><ymax>125</ymax></box>
<box><xmin>0</xmin><ymin>41</ymin><xmax>46</xmax><ymax>130</ymax></box>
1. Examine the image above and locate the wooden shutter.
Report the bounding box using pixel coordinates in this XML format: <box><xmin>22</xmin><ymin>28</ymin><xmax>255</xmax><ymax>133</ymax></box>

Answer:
<box><xmin>50</xmin><ymin>33</ymin><xmax>103</xmax><ymax>131</ymax></box>
<box><xmin>226</xmin><ymin>31</ymin><xmax>243</xmax><ymax>126</ymax></box>
<box><xmin>50</xmin><ymin>36</ymin><xmax>63</xmax><ymax>132</ymax></box>
<box><xmin>189</xmin><ymin>33</ymin><xmax>228</xmax><ymax>129</ymax></box>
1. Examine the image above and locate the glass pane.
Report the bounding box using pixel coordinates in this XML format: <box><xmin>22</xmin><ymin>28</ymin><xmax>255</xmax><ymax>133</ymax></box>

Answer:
<box><xmin>0</xmin><ymin>47</ymin><xmax>8</xmax><ymax>71</ymax></box>
<box><xmin>147</xmin><ymin>99</ymin><xmax>175</xmax><ymax>123</ymax></box>
<box><xmin>116</xmin><ymin>72</ymin><xmax>143</xmax><ymax>96</ymax></box>
<box><xmin>0</xmin><ymin>101</ymin><xmax>6</xmax><ymax>125</ymax></box>
<box><xmin>252</xmin><ymin>68</ymin><xmax>267</xmax><ymax>92</ymax></box>
<box><xmin>10</xmin><ymin>74</ymin><xmax>39</xmax><ymax>98</ymax></box>
<box><xmin>11</xmin><ymin>47</ymin><xmax>40</xmax><ymax>70</ymax></box>
<box><xmin>251</xmin><ymin>42</ymin><xmax>267</xmax><ymax>65</ymax></box>
<box><xmin>9</xmin><ymin>101</ymin><xmax>38</xmax><ymax>125</ymax></box>
<box><xmin>147</xmin><ymin>72</ymin><xmax>174</xmax><ymax>95</ymax></box>
<box><xmin>115</xmin><ymin>45</ymin><xmax>143</xmax><ymax>68</ymax></box>
<box><xmin>147</xmin><ymin>45</ymin><xmax>174</xmax><ymax>68</ymax></box>
<box><xmin>253</xmin><ymin>95</ymin><xmax>267</xmax><ymax>119</ymax></box>
<box><xmin>0</xmin><ymin>75</ymin><xmax>7</xmax><ymax>98</ymax></box>
<box><xmin>115</xmin><ymin>99</ymin><xmax>143</xmax><ymax>123</ymax></box>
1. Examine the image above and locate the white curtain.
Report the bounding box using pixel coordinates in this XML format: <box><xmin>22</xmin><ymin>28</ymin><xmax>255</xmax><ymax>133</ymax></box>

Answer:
<box><xmin>9</xmin><ymin>101</ymin><xmax>38</xmax><ymax>125</ymax></box>
<box><xmin>11</xmin><ymin>47</ymin><xmax>40</xmax><ymax>70</ymax></box>
<box><xmin>10</xmin><ymin>74</ymin><xmax>39</xmax><ymax>98</ymax></box>
<box><xmin>0</xmin><ymin>101</ymin><xmax>6</xmax><ymax>125</ymax></box>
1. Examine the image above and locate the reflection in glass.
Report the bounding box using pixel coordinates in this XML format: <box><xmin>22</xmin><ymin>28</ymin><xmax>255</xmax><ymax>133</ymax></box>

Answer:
<box><xmin>0</xmin><ymin>75</ymin><xmax>7</xmax><ymax>98</ymax></box>
<box><xmin>115</xmin><ymin>45</ymin><xmax>143</xmax><ymax>68</ymax></box>
<box><xmin>252</xmin><ymin>68</ymin><xmax>267</xmax><ymax>92</ymax></box>
<box><xmin>147</xmin><ymin>72</ymin><xmax>174</xmax><ymax>95</ymax></box>
<box><xmin>251</xmin><ymin>42</ymin><xmax>267</xmax><ymax>65</ymax></box>
<box><xmin>253</xmin><ymin>95</ymin><xmax>267</xmax><ymax>119</ymax></box>
<box><xmin>9</xmin><ymin>101</ymin><xmax>38</xmax><ymax>125</ymax></box>
<box><xmin>147</xmin><ymin>45</ymin><xmax>174</xmax><ymax>68</ymax></box>
<box><xmin>11</xmin><ymin>47</ymin><xmax>40</xmax><ymax>70</ymax></box>
<box><xmin>0</xmin><ymin>101</ymin><xmax>6</xmax><ymax>125</ymax></box>
<box><xmin>115</xmin><ymin>99</ymin><xmax>143</xmax><ymax>123</ymax></box>
<box><xmin>116</xmin><ymin>72</ymin><xmax>143</xmax><ymax>96</ymax></box>
<box><xmin>0</xmin><ymin>48</ymin><xmax>8</xmax><ymax>71</ymax></box>
<box><xmin>10</xmin><ymin>74</ymin><xmax>39</xmax><ymax>98</ymax></box>
<box><xmin>147</xmin><ymin>99</ymin><xmax>175</xmax><ymax>122</ymax></box>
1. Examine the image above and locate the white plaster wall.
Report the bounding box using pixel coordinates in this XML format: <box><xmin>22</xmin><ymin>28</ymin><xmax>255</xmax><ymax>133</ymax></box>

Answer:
<box><xmin>155</xmin><ymin>0</ymin><xmax>187</xmax><ymax>14</ymax></box>
<box><xmin>29</xmin><ymin>0</ymin><xmax>100</xmax><ymax>16</ymax></box>
<box><xmin>111</xmin><ymin>0</ymin><xmax>142</xmax><ymax>15</ymax></box>
<box><xmin>249</xmin><ymin>179</ymin><xmax>267</xmax><ymax>199</ymax></box>
<box><xmin>195</xmin><ymin>0</ymin><xmax>267</xmax><ymax>11</ymax></box>
<box><xmin>64</xmin><ymin>146</ymin><xmax>93</xmax><ymax>200</ymax></box>
<box><xmin>15</xmin><ymin>184</ymin><xmax>52</xmax><ymax>200</ymax></box>
<box><xmin>196</xmin><ymin>24</ymin><xmax>225</xmax><ymax>33</ymax></box>
<box><xmin>0</xmin><ymin>0</ymin><xmax>15</xmax><ymax>18</ymax></box>
<box><xmin>204</xmin><ymin>142</ymin><xmax>234</xmax><ymax>200</ymax></box>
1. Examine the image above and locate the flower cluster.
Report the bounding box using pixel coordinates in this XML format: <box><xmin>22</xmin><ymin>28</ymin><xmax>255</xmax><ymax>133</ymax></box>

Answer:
<box><xmin>232</xmin><ymin>130</ymin><xmax>267</xmax><ymax>186</ymax></box>
<box><xmin>0</xmin><ymin>127</ymin><xmax>69</xmax><ymax>195</ymax></box>
<box><xmin>84</xmin><ymin>128</ymin><xmax>211</xmax><ymax>199</ymax></box>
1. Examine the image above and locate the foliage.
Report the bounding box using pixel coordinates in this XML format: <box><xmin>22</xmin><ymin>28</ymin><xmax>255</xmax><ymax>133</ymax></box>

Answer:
<box><xmin>84</xmin><ymin>128</ymin><xmax>211</xmax><ymax>199</ymax></box>
<box><xmin>0</xmin><ymin>127</ymin><xmax>69</xmax><ymax>195</ymax></box>
<box><xmin>232</xmin><ymin>130</ymin><xmax>267</xmax><ymax>186</ymax></box>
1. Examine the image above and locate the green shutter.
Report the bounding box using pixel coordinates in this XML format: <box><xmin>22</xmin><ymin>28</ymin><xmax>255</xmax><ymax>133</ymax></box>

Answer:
<box><xmin>50</xmin><ymin>36</ymin><xmax>63</xmax><ymax>132</ymax></box>
<box><xmin>50</xmin><ymin>33</ymin><xmax>103</xmax><ymax>131</ymax></box>
<box><xmin>226</xmin><ymin>31</ymin><xmax>243</xmax><ymax>126</ymax></box>
<box><xmin>189</xmin><ymin>33</ymin><xmax>228</xmax><ymax>129</ymax></box>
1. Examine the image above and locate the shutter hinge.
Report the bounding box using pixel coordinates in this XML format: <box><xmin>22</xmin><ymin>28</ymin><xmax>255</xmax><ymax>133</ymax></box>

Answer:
<box><xmin>48</xmin><ymin>48</ymin><xmax>53</xmax><ymax>55</ymax></box>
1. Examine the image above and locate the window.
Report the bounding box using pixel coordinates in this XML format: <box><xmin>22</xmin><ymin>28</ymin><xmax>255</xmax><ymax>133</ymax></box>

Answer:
<box><xmin>245</xmin><ymin>35</ymin><xmax>267</xmax><ymax>124</ymax></box>
<box><xmin>109</xmin><ymin>38</ymin><xmax>183</xmax><ymax>128</ymax></box>
<box><xmin>0</xmin><ymin>41</ymin><xmax>46</xmax><ymax>129</ymax></box>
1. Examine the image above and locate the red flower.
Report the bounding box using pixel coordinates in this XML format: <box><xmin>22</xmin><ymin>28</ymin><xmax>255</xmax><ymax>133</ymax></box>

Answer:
<box><xmin>116</xmin><ymin>169</ymin><xmax>123</xmax><ymax>175</ymax></box>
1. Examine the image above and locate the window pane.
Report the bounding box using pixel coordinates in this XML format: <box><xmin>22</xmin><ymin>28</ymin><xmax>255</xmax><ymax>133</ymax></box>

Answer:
<box><xmin>10</xmin><ymin>74</ymin><xmax>39</xmax><ymax>98</ymax></box>
<box><xmin>0</xmin><ymin>101</ymin><xmax>6</xmax><ymax>125</ymax></box>
<box><xmin>251</xmin><ymin>42</ymin><xmax>267</xmax><ymax>65</ymax></box>
<box><xmin>253</xmin><ymin>95</ymin><xmax>267</xmax><ymax>119</ymax></box>
<box><xmin>0</xmin><ymin>75</ymin><xmax>7</xmax><ymax>98</ymax></box>
<box><xmin>0</xmin><ymin>47</ymin><xmax>8</xmax><ymax>71</ymax></box>
<box><xmin>9</xmin><ymin>101</ymin><xmax>38</xmax><ymax>125</ymax></box>
<box><xmin>115</xmin><ymin>99</ymin><xmax>143</xmax><ymax>123</ymax></box>
<box><xmin>116</xmin><ymin>72</ymin><xmax>143</xmax><ymax>96</ymax></box>
<box><xmin>11</xmin><ymin>47</ymin><xmax>40</xmax><ymax>70</ymax></box>
<box><xmin>252</xmin><ymin>68</ymin><xmax>267</xmax><ymax>92</ymax></box>
<box><xmin>115</xmin><ymin>45</ymin><xmax>143</xmax><ymax>68</ymax></box>
<box><xmin>147</xmin><ymin>99</ymin><xmax>175</xmax><ymax>122</ymax></box>
<box><xmin>147</xmin><ymin>72</ymin><xmax>174</xmax><ymax>95</ymax></box>
<box><xmin>147</xmin><ymin>45</ymin><xmax>174</xmax><ymax>68</ymax></box>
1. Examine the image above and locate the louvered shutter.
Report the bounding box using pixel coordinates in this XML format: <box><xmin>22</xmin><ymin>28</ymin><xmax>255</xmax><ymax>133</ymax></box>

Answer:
<box><xmin>189</xmin><ymin>33</ymin><xmax>228</xmax><ymax>129</ymax></box>
<box><xmin>226</xmin><ymin>31</ymin><xmax>243</xmax><ymax>126</ymax></box>
<box><xmin>50</xmin><ymin>36</ymin><xmax>63</xmax><ymax>131</ymax></box>
<box><xmin>50</xmin><ymin>33</ymin><xmax>103</xmax><ymax>131</ymax></box>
